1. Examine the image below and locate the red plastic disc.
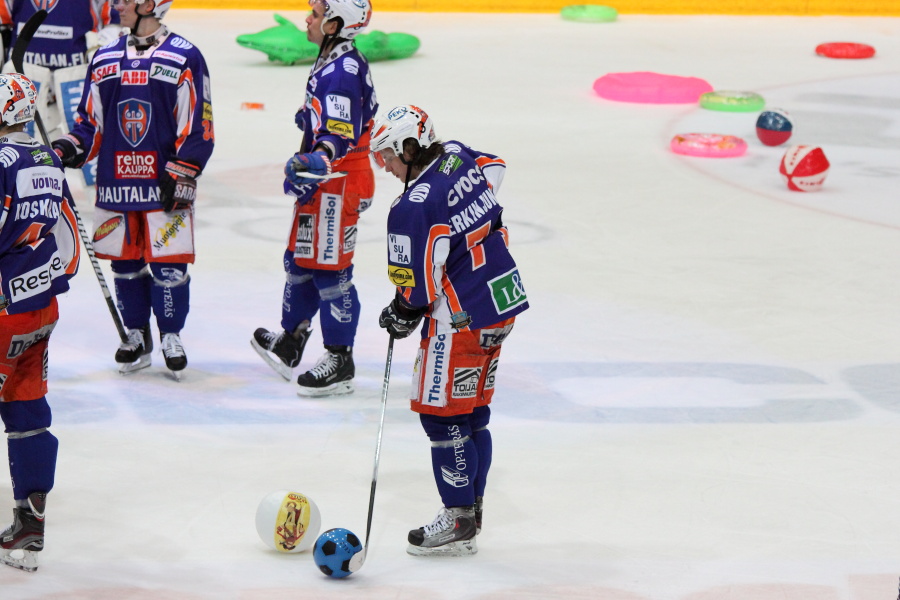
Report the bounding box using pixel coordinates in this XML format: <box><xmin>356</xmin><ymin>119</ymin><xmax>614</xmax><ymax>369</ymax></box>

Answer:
<box><xmin>815</xmin><ymin>42</ymin><xmax>875</xmax><ymax>59</ymax></box>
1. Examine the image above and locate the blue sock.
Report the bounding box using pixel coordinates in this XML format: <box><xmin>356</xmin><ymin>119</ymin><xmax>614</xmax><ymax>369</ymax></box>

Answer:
<box><xmin>111</xmin><ymin>260</ymin><xmax>151</xmax><ymax>329</ymax></box>
<box><xmin>421</xmin><ymin>413</ymin><xmax>477</xmax><ymax>508</ymax></box>
<box><xmin>150</xmin><ymin>263</ymin><xmax>190</xmax><ymax>334</ymax></box>
<box><xmin>316</xmin><ymin>267</ymin><xmax>359</xmax><ymax>348</ymax></box>
<box><xmin>0</xmin><ymin>398</ymin><xmax>58</xmax><ymax>500</ymax></box>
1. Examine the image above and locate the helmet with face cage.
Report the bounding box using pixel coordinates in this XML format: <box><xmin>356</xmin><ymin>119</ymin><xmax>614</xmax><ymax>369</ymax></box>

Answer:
<box><xmin>0</xmin><ymin>73</ymin><xmax>37</xmax><ymax>127</ymax></box>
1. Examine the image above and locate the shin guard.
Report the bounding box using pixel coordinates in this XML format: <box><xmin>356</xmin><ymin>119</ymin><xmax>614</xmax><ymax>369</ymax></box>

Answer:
<box><xmin>0</xmin><ymin>398</ymin><xmax>57</xmax><ymax>500</ymax></box>
<box><xmin>421</xmin><ymin>413</ymin><xmax>478</xmax><ymax>508</ymax></box>
<box><xmin>111</xmin><ymin>260</ymin><xmax>151</xmax><ymax>329</ymax></box>
<box><xmin>150</xmin><ymin>263</ymin><xmax>190</xmax><ymax>334</ymax></box>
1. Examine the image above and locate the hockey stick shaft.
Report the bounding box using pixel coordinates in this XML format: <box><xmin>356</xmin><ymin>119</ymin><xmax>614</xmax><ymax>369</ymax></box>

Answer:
<box><xmin>359</xmin><ymin>336</ymin><xmax>395</xmax><ymax>564</ymax></box>
<box><xmin>12</xmin><ymin>11</ymin><xmax>128</xmax><ymax>343</ymax></box>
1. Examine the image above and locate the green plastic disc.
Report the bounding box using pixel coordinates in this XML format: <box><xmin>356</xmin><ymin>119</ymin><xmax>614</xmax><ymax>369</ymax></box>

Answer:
<box><xmin>356</xmin><ymin>31</ymin><xmax>420</xmax><ymax>62</ymax></box>
<box><xmin>699</xmin><ymin>91</ymin><xmax>765</xmax><ymax>112</ymax></box>
<box><xmin>560</xmin><ymin>5</ymin><xmax>618</xmax><ymax>22</ymax></box>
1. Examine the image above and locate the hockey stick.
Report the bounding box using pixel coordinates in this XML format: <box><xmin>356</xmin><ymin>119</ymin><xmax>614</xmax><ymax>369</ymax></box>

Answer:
<box><xmin>12</xmin><ymin>10</ymin><xmax>128</xmax><ymax>344</ymax></box>
<box><xmin>349</xmin><ymin>335</ymin><xmax>394</xmax><ymax>572</ymax></box>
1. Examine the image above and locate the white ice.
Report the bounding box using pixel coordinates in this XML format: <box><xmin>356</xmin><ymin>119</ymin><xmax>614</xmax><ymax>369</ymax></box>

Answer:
<box><xmin>3</xmin><ymin>10</ymin><xmax>900</xmax><ymax>600</ymax></box>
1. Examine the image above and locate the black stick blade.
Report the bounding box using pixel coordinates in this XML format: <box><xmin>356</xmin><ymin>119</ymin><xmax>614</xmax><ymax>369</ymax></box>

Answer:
<box><xmin>11</xmin><ymin>9</ymin><xmax>48</xmax><ymax>73</ymax></box>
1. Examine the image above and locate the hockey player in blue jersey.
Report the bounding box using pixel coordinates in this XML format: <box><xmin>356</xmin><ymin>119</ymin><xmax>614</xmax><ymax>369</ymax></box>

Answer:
<box><xmin>51</xmin><ymin>0</ymin><xmax>214</xmax><ymax>379</ymax></box>
<box><xmin>1</xmin><ymin>0</ymin><xmax>122</xmax><ymax>152</ymax></box>
<box><xmin>0</xmin><ymin>73</ymin><xmax>80</xmax><ymax>572</ymax></box>
<box><xmin>252</xmin><ymin>0</ymin><xmax>378</xmax><ymax>397</ymax></box>
<box><xmin>371</xmin><ymin>105</ymin><xmax>529</xmax><ymax>556</ymax></box>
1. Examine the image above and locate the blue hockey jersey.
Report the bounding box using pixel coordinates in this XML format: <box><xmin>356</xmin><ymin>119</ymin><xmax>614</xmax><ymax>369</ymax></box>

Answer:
<box><xmin>295</xmin><ymin>40</ymin><xmax>377</xmax><ymax>159</ymax></box>
<box><xmin>1</xmin><ymin>0</ymin><xmax>119</xmax><ymax>69</ymax></box>
<box><xmin>0</xmin><ymin>132</ymin><xmax>79</xmax><ymax>316</ymax></box>
<box><xmin>67</xmin><ymin>29</ymin><xmax>214</xmax><ymax>212</ymax></box>
<box><xmin>386</xmin><ymin>140</ymin><xmax>528</xmax><ymax>337</ymax></box>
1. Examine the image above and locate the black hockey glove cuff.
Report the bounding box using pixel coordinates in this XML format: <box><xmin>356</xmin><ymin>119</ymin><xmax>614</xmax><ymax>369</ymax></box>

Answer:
<box><xmin>379</xmin><ymin>294</ymin><xmax>427</xmax><ymax>339</ymax></box>
<box><xmin>159</xmin><ymin>159</ymin><xmax>201</xmax><ymax>213</ymax></box>
<box><xmin>51</xmin><ymin>135</ymin><xmax>85</xmax><ymax>169</ymax></box>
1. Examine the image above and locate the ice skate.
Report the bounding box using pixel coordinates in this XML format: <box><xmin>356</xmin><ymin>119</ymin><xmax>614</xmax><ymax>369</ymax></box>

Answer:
<box><xmin>0</xmin><ymin>492</ymin><xmax>46</xmax><ymax>573</ymax></box>
<box><xmin>251</xmin><ymin>322</ymin><xmax>311</xmax><ymax>381</ymax></box>
<box><xmin>161</xmin><ymin>333</ymin><xmax>187</xmax><ymax>381</ymax></box>
<box><xmin>116</xmin><ymin>325</ymin><xmax>152</xmax><ymax>374</ymax></box>
<box><xmin>407</xmin><ymin>505</ymin><xmax>477</xmax><ymax>557</ymax></box>
<box><xmin>474</xmin><ymin>496</ymin><xmax>483</xmax><ymax>535</ymax></box>
<box><xmin>296</xmin><ymin>345</ymin><xmax>354</xmax><ymax>397</ymax></box>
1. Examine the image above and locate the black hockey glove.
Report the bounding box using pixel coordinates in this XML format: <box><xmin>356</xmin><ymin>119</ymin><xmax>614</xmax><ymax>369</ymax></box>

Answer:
<box><xmin>51</xmin><ymin>135</ymin><xmax>85</xmax><ymax>169</ymax></box>
<box><xmin>379</xmin><ymin>294</ymin><xmax>427</xmax><ymax>339</ymax></box>
<box><xmin>159</xmin><ymin>159</ymin><xmax>201</xmax><ymax>213</ymax></box>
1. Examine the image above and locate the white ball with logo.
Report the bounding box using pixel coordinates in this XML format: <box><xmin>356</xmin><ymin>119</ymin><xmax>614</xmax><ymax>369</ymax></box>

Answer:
<box><xmin>255</xmin><ymin>490</ymin><xmax>321</xmax><ymax>553</ymax></box>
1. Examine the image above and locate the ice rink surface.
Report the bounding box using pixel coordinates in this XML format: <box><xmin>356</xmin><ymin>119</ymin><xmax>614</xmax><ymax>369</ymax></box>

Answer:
<box><xmin>3</xmin><ymin>10</ymin><xmax>900</xmax><ymax>599</ymax></box>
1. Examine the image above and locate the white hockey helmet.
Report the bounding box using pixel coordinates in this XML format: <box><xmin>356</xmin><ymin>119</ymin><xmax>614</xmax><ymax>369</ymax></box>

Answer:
<box><xmin>135</xmin><ymin>0</ymin><xmax>173</xmax><ymax>19</ymax></box>
<box><xmin>0</xmin><ymin>73</ymin><xmax>36</xmax><ymax>127</ymax></box>
<box><xmin>370</xmin><ymin>105</ymin><xmax>436</xmax><ymax>159</ymax></box>
<box><xmin>318</xmin><ymin>0</ymin><xmax>371</xmax><ymax>40</ymax></box>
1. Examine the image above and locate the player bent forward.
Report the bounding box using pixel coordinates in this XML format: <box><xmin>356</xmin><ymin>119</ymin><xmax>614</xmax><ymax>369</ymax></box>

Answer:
<box><xmin>0</xmin><ymin>74</ymin><xmax>81</xmax><ymax>571</ymax></box>
<box><xmin>371</xmin><ymin>106</ymin><xmax>529</xmax><ymax>556</ymax></box>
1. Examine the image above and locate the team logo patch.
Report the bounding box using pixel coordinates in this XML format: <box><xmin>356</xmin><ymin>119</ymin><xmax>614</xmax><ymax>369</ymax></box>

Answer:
<box><xmin>388</xmin><ymin>233</ymin><xmax>411</xmax><ymax>264</ymax></box>
<box><xmin>488</xmin><ymin>268</ymin><xmax>527</xmax><ymax>314</ymax></box>
<box><xmin>92</xmin><ymin>63</ymin><xmax>119</xmax><ymax>83</ymax></box>
<box><xmin>452</xmin><ymin>367</ymin><xmax>481</xmax><ymax>399</ymax></box>
<box><xmin>343</xmin><ymin>225</ymin><xmax>357</xmax><ymax>253</ymax></box>
<box><xmin>440</xmin><ymin>466</ymin><xmax>469</xmax><ymax>488</ymax></box>
<box><xmin>30</xmin><ymin>0</ymin><xmax>59</xmax><ymax>12</ymax></box>
<box><xmin>202</xmin><ymin>102</ymin><xmax>213</xmax><ymax>121</ymax></box>
<box><xmin>117</xmin><ymin>99</ymin><xmax>152</xmax><ymax>148</ymax></box>
<box><xmin>115</xmin><ymin>151</ymin><xmax>157</xmax><ymax>179</ymax></box>
<box><xmin>30</xmin><ymin>149</ymin><xmax>53</xmax><ymax>165</ymax></box>
<box><xmin>294</xmin><ymin>214</ymin><xmax>314</xmax><ymax>259</ymax></box>
<box><xmin>150</xmin><ymin>63</ymin><xmax>181</xmax><ymax>84</ymax></box>
<box><xmin>325</xmin><ymin>119</ymin><xmax>354</xmax><ymax>138</ymax></box>
<box><xmin>439</xmin><ymin>155</ymin><xmax>462</xmax><ymax>176</ymax></box>
<box><xmin>484</xmin><ymin>358</ymin><xmax>499</xmax><ymax>391</ymax></box>
<box><xmin>388</xmin><ymin>266</ymin><xmax>415</xmax><ymax>287</ymax></box>
<box><xmin>326</xmin><ymin>94</ymin><xmax>351</xmax><ymax>120</ymax></box>
<box><xmin>0</xmin><ymin>294</ymin><xmax>7</xmax><ymax>311</ymax></box>
<box><xmin>94</xmin><ymin>215</ymin><xmax>124</xmax><ymax>241</ymax></box>
<box><xmin>121</xmin><ymin>70</ymin><xmax>148</xmax><ymax>85</ymax></box>
<box><xmin>408</xmin><ymin>183</ymin><xmax>429</xmax><ymax>203</ymax></box>
<box><xmin>152</xmin><ymin>213</ymin><xmax>188</xmax><ymax>251</ymax></box>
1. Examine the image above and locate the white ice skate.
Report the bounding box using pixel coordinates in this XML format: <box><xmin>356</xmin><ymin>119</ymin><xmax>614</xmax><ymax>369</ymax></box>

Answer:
<box><xmin>407</xmin><ymin>506</ymin><xmax>478</xmax><ymax>557</ymax></box>
<box><xmin>161</xmin><ymin>333</ymin><xmax>187</xmax><ymax>381</ymax></box>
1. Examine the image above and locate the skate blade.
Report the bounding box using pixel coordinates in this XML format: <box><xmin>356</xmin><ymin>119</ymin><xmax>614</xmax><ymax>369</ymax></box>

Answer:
<box><xmin>0</xmin><ymin>548</ymin><xmax>38</xmax><ymax>572</ymax></box>
<box><xmin>250</xmin><ymin>339</ymin><xmax>293</xmax><ymax>381</ymax></box>
<box><xmin>118</xmin><ymin>354</ymin><xmax>151</xmax><ymax>374</ymax></box>
<box><xmin>406</xmin><ymin>538</ymin><xmax>477</xmax><ymax>557</ymax></box>
<box><xmin>296</xmin><ymin>381</ymin><xmax>354</xmax><ymax>398</ymax></box>
<box><xmin>167</xmin><ymin>369</ymin><xmax>183</xmax><ymax>382</ymax></box>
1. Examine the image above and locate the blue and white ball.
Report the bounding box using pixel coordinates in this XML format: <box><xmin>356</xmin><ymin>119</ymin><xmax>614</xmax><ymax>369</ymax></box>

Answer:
<box><xmin>313</xmin><ymin>528</ymin><xmax>363</xmax><ymax>578</ymax></box>
<box><xmin>756</xmin><ymin>108</ymin><xmax>793</xmax><ymax>146</ymax></box>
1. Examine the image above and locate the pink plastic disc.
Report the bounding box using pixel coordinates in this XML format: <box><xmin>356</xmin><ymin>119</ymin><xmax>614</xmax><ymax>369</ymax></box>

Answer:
<box><xmin>593</xmin><ymin>72</ymin><xmax>713</xmax><ymax>104</ymax></box>
<box><xmin>670</xmin><ymin>133</ymin><xmax>748</xmax><ymax>158</ymax></box>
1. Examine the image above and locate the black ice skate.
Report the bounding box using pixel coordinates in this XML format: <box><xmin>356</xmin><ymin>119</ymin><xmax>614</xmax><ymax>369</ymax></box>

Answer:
<box><xmin>407</xmin><ymin>505</ymin><xmax>477</xmax><ymax>557</ymax></box>
<box><xmin>116</xmin><ymin>325</ymin><xmax>152</xmax><ymax>374</ymax></box>
<box><xmin>161</xmin><ymin>333</ymin><xmax>187</xmax><ymax>380</ymax></box>
<box><xmin>251</xmin><ymin>322</ymin><xmax>311</xmax><ymax>381</ymax></box>
<box><xmin>296</xmin><ymin>345</ymin><xmax>354</xmax><ymax>397</ymax></box>
<box><xmin>0</xmin><ymin>492</ymin><xmax>47</xmax><ymax>572</ymax></box>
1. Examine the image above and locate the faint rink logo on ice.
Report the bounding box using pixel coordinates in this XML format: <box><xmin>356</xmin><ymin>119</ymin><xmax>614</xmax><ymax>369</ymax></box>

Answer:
<box><xmin>499</xmin><ymin>362</ymin><xmax>900</xmax><ymax>424</ymax></box>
